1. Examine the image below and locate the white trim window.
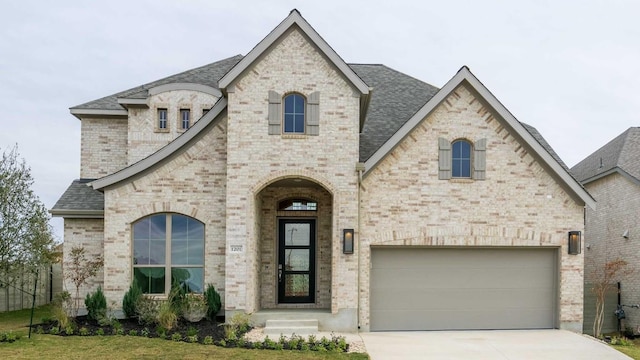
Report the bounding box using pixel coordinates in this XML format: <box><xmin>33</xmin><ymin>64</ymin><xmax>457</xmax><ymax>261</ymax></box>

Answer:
<box><xmin>158</xmin><ymin>108</ymin><xmax>168</xmax><ymax>129</ymax></box>
<box><xmin>180</xmin><ymin>109</ymin><xmax>190</xmax><ymax>130</ymax></box>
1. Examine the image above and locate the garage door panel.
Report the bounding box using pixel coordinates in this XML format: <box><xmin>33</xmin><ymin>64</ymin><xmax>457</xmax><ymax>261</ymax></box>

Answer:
<box><xmin>372</xmin><ymin>308</ymin><xmax>554</xmax><ymax>331</ymax></box>
<box><xmin>371</xmin><ymin>287</ymin><xmax>554</xmax><ymax>310</ymax></box>
<box><xmin>370</xmin><ymin>248</ymin><xmax>556</xmax><ymax>331</ymax></box>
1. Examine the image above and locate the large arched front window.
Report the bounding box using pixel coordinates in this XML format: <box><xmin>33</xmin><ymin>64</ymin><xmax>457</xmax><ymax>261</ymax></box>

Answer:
<box><xmin>283</xmin><ymin>94</ymin><xmax>305</xmax><ymax>133</ymax></box>
<box><xmin>452</xmin><ymin>140</ymin><xmax>472</xmax><ymax>178</ymax></box>
<box><xmin>133</xmin><ymin>213</ymin><xmax>204</xmax><ymax>294</ymax></box>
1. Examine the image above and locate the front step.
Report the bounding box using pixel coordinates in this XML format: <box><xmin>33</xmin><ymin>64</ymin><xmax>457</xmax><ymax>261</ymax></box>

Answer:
<box><xmin>264</xmin><ymin>319</ymin><xmax>319</xmax><ymax>336</ymax></box>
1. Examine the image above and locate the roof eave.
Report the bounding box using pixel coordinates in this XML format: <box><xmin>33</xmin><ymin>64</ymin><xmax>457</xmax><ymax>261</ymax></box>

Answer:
<box><xmin>49</xmin><ymin>209</ymin><xmax>104</xmax><ymax>218</ymax></box>
<box><xmin>90</xmin><ymin>97</ymin><xmax>228</xmax><ymax>190</ymax></box>
<box><xmin>218</xmin><ymin>9</ymin><xmax>369</xmax><ymax>95</ymax></box>
<box><xmin>363</xmin><ymin>66</ymin><xmax>596</xmax><ymax>210</ymax></box>
<box><xmin>69</xmin><ymin>108</ymin><xmax>128</xmax><ymax>120</ymax></box>
<box><xmin>581</xmin><ymin>167</ymin><xmax>640</xmax><ymax>187</ymax></box>
<box><xmin>117</xmin><ymin>98</ymin><xmax>149</xmax><ymax>109</ymax></box>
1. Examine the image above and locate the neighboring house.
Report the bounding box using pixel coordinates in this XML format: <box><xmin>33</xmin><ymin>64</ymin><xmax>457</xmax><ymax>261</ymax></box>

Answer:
<box><xmin>571</xmin><ymin>127</ymin><xmax>640</xmax><ymax>334</ymax></box>
<box><xmin>51</xmin><ymin>10</ymin><xmax>594</xmax><ymax>332</ymax></box>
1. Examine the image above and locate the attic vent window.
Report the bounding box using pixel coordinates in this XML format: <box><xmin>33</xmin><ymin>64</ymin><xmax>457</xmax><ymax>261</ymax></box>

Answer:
<box><xmin>279</xmin><ymin>199</ymin><xmax>317</xmax><ymax>211</ymax></box>
<box><xmin>599</xmin><ymin>157</ymin><xmax>603</xmax><ymax>168</ymax></box>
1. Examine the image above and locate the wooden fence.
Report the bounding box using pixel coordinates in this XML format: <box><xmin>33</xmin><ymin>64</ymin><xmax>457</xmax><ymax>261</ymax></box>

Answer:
<box><xmin>0</xmin><ymin>263</ymin><xmax>62</xmax><ymax>312</ymax></box>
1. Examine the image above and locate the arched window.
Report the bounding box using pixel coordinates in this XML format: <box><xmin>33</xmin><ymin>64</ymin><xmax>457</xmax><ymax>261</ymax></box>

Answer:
<box><xmin>132</xmin><ymin>213</ymin><xmax>204</xmax><ymax>294</ymax></box>
<box><xmin>278</xmin><ymin>199</ymin><xmax>317</xmax><ymax>211</ymax></box>
<box><xmin>452</xmin><ymin>140</ymin><xmax>472</xmax><ymax>178</ymax></box>
<box><xmin>283</xmin><ymin>94</ymin><xmax>305</xmax><ymax>133</ymax></box>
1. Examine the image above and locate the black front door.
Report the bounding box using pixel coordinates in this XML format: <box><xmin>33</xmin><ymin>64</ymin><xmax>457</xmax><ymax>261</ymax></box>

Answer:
<box><xmin>278</xmin><ymin>219</ymin><xmax>316</xmax><ymax>303</ymax></box>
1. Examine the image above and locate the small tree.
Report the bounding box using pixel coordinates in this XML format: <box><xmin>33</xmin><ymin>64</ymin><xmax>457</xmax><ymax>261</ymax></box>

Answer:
<box><xmin>64</xmin><ymin>246</ymin><xmax>104</xmax><ymax>317</ymax></box>
<box><xmin>592</xmin><ymin>258</ymin><xmax>633</xmax><ymax>338</ymax></box>
<box><xmin>0</xmin><ymin>145</ymin><xmax>55</xmax><ymax>299</ymax></box>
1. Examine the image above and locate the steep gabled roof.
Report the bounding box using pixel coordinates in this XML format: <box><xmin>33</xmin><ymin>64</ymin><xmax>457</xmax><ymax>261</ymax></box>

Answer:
<box><xmin>69</xmin><ymin>55</ymin><xmax>242</xmax><ymax>117</ymax></box>
<box><xmin>363</xmin><ymin>66</ymin><xmax>596</xmax><ymax>210</ymax></box>
<box><xmin>571</xmin><ymin>127</ymin><xmax>640</xmax><ymax>185</ymax></box>
<box><xmin>218</xmin><ymin>9</ymin><xmax>369</xmax><ymax>96</ymax></box>
<box><xmin>50</xmin><ymin>179</ymin><xmax>104</xmax><ymax>217</ymax></box>
<box><xmin>351</xmin><ymin>64</ymin><xmax>439</xmax><ymax>162</ymax></box>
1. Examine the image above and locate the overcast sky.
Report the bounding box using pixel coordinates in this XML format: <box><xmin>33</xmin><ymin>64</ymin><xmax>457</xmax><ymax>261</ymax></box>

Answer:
<box><xmin>1</xmin><ymin>0</ymin><xmax>639</xmax><ymax>242</ymax></box>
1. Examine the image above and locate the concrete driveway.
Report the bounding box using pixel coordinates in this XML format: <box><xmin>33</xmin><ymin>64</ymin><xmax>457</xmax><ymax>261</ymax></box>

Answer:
<box><xmin>360</xmin><ymin>330</ymin><xmax>631</xmax><ymax>360</ymax></box>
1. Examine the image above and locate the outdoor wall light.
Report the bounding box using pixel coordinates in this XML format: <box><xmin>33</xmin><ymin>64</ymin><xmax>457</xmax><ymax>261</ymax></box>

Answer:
<box><xmin>568</xmin><ymin>231</ymin><xmax>581</xmax><ymax>255</ymax></box>
<box><xmin>343</xmin><ymin>229</ymin><xmax>354</xmax><ymax>254</ymax></box>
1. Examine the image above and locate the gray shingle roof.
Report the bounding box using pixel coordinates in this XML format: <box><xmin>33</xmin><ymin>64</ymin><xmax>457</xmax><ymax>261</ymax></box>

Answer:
<box><xmin>51</xmin><ymin>179</ymin><xmax>104</xmax><ymax>213</ymax></box>
<box><xmin>571</xmin><ymin>127</ymin><xmax>640</xmax><ymax>183</ymax></box>
<box><xmin>350</xmin><ymin>64</ymin><xmax>439</xmax><ymax>162</ymax></box>
<box><xmin>520</xmin><ymin>122</ymin><xmax>570</xmax><ymax>172</ymax></box>
<box><xmin>70</xmin><ymin>55</ymin><xmax>244</xmax><ymax>111</ymax></box>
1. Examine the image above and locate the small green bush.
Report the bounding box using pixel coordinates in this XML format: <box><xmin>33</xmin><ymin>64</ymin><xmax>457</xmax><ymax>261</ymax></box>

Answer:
<box><xmin>96</xmin><ymin>328</ymin><xmax>105</xmax><ymax>336</ymax></box>
<box><xmin>187</xmin><ymin>335</ymin><xmax>198</xmax><ymax>343</ymax></box>
<box><xmin>611</xmin><ymin>336</ymin><xmax>634</xmax><ymax>346</ymax></box>
<box><xmin>136</xmin><ymin>297</ymin><xmax>159</xmax><ymax>325</ymax></box>
<box><xmin>79</xmin><ymin>327</ymin><xmax>90</xmax><ymax>336</ymax></box>
<box><xmin>52</xmin><ymin>291</ymin><xmax>72</xmax><ymax>328</ymax></box>
<box><xmin>128</xmin><ymin>329</ymin><xmax>138</xmax><ymax>336</ymax></box>
<box><xmin>122</xmin><ymin>278</ymin><xmax>142</xmax><ymax>319</ymax></box>
<box><xmin>0</xmin><ymin>331</ymin><xmax>19</xmax><ymax>343</ymax></box>
<box><xmin>204</xmin><ymin>284</ymin><xmax>221</xmax><ymax>320</ymax></box>
<box><xmin>186</xmin><ymin>326</ymin><xmax>198</xmax><ymax>337</ymax></box>
<box><xmin>171</xmin><ymin>332</ymin><xmax>183</xmax><ymax>342</ymax></box>
<box><xmin>141</xmin><ymin>327</ymin><xmax>150</xmax><ymax>337</ymax></box>
<box><xmin>64</xmin><ymin>325</ymin><xmax>75</xmax><ymax>335</ymax></box>
<box><xmin>85</xmin><ymin>286</ymin><xmax>107</xmax><ymax>321</ymax></box>
<box><xmin>49</xmin><ymin>326</ymin><xmax>60</xmax><ymax>335</ymax></box>
<box><xmin>203</xmin><ymin>335</ymin><xmax>214</xmax><ymax>345</ymax></box>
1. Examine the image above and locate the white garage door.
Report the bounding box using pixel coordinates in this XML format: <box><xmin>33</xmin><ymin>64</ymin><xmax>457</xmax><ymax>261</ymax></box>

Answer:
<box><xmin>370</xmin><ymin>248</ymin><xmax>557</xmax><ymax>331</ymax></box>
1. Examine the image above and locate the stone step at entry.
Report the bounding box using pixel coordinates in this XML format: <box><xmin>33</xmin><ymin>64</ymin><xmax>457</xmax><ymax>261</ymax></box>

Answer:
<box><xmin>263</xmin><ymin>319</ymin><xmax>319</xmax><ymax>336</ymax></box>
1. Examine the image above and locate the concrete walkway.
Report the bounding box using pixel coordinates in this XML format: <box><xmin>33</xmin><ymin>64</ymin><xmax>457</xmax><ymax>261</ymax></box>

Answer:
<box><xmin>360</xmin><ymin>330</ymin><xmax>632</xmax><ymax>360</ymax></box>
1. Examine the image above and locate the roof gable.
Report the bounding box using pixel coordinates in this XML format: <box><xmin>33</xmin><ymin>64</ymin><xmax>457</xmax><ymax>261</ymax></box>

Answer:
<box><xmin>218</xmin><ymin>9</ymin><xmax>369</xmax><ymax>96</ymax></box>
<box><xmin>90</xmin><ymin>97</ymin><xmax>227</xmax><ymax>190</ymax></box>
<box><xmin>571</xmin><ymin>127</ymin><xmax>640</xmax><ymax>185</ymax></box>
<box><xmin>364</xmin><ymin>66</ymin><xmax>596</xmax><ymax>210</ymax></box>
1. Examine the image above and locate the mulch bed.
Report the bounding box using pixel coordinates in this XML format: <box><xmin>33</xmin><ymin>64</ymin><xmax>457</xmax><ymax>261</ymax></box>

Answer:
<box><xmin>36</xmin><ymin>315</ymin><xmax>227</xmax><ymax>343</ymax></box>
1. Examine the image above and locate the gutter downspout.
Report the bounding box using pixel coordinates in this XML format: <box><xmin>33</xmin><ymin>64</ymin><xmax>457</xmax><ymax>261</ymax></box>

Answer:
<box><xmin>355</xmin><ymin>162</ymin><xmax>365</xmax><ymax>330</ymax></box>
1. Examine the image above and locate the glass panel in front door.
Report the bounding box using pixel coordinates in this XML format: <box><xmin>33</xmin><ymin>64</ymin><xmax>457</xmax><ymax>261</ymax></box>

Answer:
<box><xmin>279</xmin><ymin>220</ymin><xmax>315</xmax><ymax>303</ymax></box>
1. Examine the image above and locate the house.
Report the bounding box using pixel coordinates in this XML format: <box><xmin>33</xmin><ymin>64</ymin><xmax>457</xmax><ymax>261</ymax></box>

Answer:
<box><xmin>571</xmin><ymin>127</ymin><xmax>640</xmax><ymax>335</ymax></box>
<box><xmin>51</xmin><ymin>9</ymin><xmax>594</xmax><ymax>332</ymax></box>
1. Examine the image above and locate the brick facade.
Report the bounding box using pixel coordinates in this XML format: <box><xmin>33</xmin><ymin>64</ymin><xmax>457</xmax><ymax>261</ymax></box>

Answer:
<box><xmin>359</xmin><ymin>84</ymin><xmax>584</xmax><ymax>331</ymax></box>
<box><xmin>584</xmin><ymin>173</ymin><xmax>640</xmax><ymax>332</ymax></box>
<box><xmin>62</xmin><ymin>219</ymin><xmax>105</xmax><ymax>305</ymax></box>
<box><xmin>59</xmin><ymin>12</ymin><xmax>588</xmax><ymax>333</ymax></box>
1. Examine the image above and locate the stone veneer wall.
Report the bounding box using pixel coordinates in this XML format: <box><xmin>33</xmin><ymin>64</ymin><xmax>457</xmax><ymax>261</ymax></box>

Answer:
<box><xmin>80</xmin><ymin>118</ymin><xmax>127</xmax><ymax>179</ymax></box>
<box><xmin>101</xmin><ymin>118</ymin><xmax>227</xmax><ymax>306</ymax></box>
<box><xmin>224</xmin><ymin>27</ymin><xmax>360</xmax><ymax>319</ymax></box>
<box><xmin>584</xmin><ymin>173</ymin><xmax>640</xmax><ymax>332</ymax></box>
<box><xmin>359</xmin><ymin>84</ymin><xmax>585</xmax><ymax>331</ymax></box>
<box><xmin>62</xmin><ymin>219</ymin><xmax>105</xmax><ymax>305</ymax></box>
<box><xmin>258</xmin><ymin>186</ymin><xmax>333</xmax><ymax>309</ymax></box>
<box><xmin>127</xmin><ymin>90</ymin><xmax>217</xmax><ymax>165</ymax></box>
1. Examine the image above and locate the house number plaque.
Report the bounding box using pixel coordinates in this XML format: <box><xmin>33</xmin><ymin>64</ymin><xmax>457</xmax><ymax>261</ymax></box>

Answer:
<box><xmin>230</xmin><ymin>244</ymin><xmax>244</xmax><ymax>253</ymax></box>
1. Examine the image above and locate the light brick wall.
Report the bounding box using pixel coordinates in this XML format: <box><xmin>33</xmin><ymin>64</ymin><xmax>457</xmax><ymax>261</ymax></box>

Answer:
<box><xmin>224</xmin><ymin>28</ymin><xmax>360</xmax><ymax>315</ymax></box>
<box><xmin>584</xmin><ymin>173</ymin><xmax>640</xmax><ymax>332</ymax></box>
<box><xmin>127</xmin><ymin>90</ymin><xmax>218</xmax><ymax>165</ymax></box>
<box><xmin>62</xmin><ymin>219</ymin><xmax>105</xmax><ymax>306</ymax></box>
<box><xmin>101</xmin><ymin>118</ymin><xmax>227</xmax><ymax>306</ymax></box>
<box><xmin>359</xmin><ymin>84</ymin><xmax>585</xmax><ymax>331</ymax></box>
<box><xmin>80</xmin><ymin>118</ymin><xmax>127</xmax><ymax>179</ymax></box>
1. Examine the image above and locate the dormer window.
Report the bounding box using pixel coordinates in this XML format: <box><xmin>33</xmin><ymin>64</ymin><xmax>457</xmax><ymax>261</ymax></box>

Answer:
<box><xmin>180</xmin><ymin>109</ymin><xmax>190</xmax><ymax>130</ymax></box>
<box><xmin>158</xmin><ymin>108</ymin><xmax>168</xmax><ymax>129</ymax></box>
<box><xmin>283</xmin><ymin>94</ymin><xmax>305</xmax><ymax>133</ymax></box>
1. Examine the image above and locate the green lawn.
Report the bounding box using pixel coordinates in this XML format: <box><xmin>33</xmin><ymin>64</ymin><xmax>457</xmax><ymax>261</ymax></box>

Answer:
<box><xmin>612</xmin><ymin>337</ymin><xmax>640</xmax><ymax>360</ymax></box>
<box><xmin>0</xmin><ymin>306</ymin><xmax>368</xmax><ymax>360</ymax></box>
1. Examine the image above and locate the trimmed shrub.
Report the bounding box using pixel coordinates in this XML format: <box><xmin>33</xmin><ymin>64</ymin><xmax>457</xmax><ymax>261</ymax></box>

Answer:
<box><xmin>122</xmin><ymin>279</ymin><xmax>142</xmax><ymax>319</ymax></box>
<box><xmin>136</xmin><ymin>297</ymin><xmax>159</xmax><ymax>325</ymax></box>
<box><xmin>204</xmin><ymin>284</ymin><xmax>221</xmax><ymax>320</ymax></box>
<box><xmin>85</xmin><ymin>286</ymin><xmax>107</xmax><ymax>321</ymax></box>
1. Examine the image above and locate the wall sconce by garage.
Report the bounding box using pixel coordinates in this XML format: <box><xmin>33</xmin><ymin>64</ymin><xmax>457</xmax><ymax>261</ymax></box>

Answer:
<box><xmin>343</xmin><ymin>229</ymin><xmax>354</xmax><ymax>254</ymax></box>
<box><xmin>623</xmin><ymin>229</ymin><xmax>630</xmax><ymax>239</ymax></box>
<box><xmin>568</xmin><ymin>231</ymin><xmax>581</xmax><ymax>255</ymax></box>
